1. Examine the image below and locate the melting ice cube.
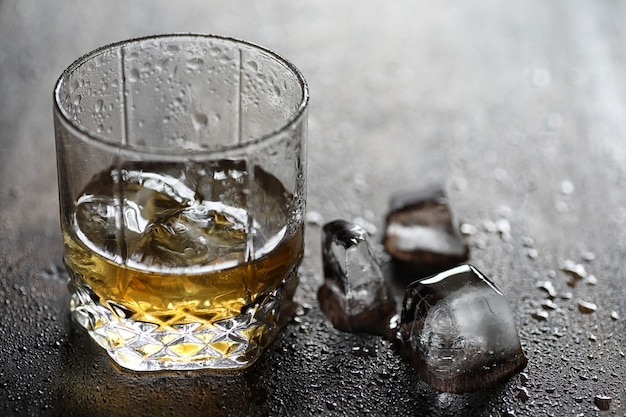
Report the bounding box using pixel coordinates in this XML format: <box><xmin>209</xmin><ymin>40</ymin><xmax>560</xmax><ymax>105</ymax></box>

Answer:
<box><xmin>397</xmin><ymin>264</ymin><xmax>527</xmax><ymax>393</ymax></box>
<box><xmin>129</xmin><ymin>201</ymin><xmax>249</xmax><ymax>268</ymax></box>
<box><xmin>318</xmin><ymin>220</ymin><xmax>396</xmax><ymax>336</ymax></box>
<box><xmin>383</xmin><ymin>187</ymin><xmax>469</xmax><ymax>272</ymax></box>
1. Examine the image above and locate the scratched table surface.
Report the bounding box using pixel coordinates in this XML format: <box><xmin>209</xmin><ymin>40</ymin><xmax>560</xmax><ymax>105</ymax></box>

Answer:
<box><xmin>1</xmin><ymin>0</ymin><xmax>625</xmax><ymax>416</ymax></box>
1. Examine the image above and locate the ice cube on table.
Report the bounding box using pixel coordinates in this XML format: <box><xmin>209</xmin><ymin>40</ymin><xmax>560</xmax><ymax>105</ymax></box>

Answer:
<box><xmin>397</xmin><ymin>264</ymin><xmax>527</xmax><ymax>393</ymax></box>
<box><xmin>383</xmin><ymin>187</ymin><xmax>469</xmax><ymax>271</ymax></box>
<box><xmin>318</xmin><ymin>220</ymin><xmax>396</xmax><ymax>336</ymax></box>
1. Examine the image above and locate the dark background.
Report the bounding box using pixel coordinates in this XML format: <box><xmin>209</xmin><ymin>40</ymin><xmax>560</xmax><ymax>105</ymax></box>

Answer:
<box><xmin>0</xmin><ymin>0</ymin><xmax>624</xmax><ymax>415</ymax></box>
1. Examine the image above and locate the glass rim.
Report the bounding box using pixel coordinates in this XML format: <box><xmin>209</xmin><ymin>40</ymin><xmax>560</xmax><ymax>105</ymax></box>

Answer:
<box><xmin>53</xmin><ymin>33</ymin><xmax>309</xmax><ymax>159</ymax></box>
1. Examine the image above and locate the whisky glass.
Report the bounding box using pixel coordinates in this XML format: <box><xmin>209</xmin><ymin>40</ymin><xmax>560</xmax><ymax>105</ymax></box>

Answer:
<box><xmin>53</xmin><ymin>34</ymin><xmax>308</xmax><ymax>372</ymax></box>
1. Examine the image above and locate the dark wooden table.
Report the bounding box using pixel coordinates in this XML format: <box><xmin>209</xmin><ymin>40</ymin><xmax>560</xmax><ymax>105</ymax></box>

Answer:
<box><xmin>1</xmin><ymin>0</ymin><xmax>624</xmax><ymax>415</ymax></box>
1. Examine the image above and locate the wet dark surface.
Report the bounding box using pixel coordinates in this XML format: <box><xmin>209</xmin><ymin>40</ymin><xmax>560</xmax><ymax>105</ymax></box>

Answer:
<box><xmin>1</xmin><ymin>0</ymin><xmax>625</xmax><ymax>415</ymax></box>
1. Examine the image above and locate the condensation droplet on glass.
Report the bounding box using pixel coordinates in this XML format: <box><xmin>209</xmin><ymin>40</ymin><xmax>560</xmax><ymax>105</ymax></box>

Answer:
<box><xmin>273</xmin><ymin>85</ymin><xmax>281</xmax><ymax>96</ymax></box>
<box><xmin>560</xmin><ymin>180</ymin><xmax>574</xmax><ymax>195</ymax></box>
<box><xmin>157</xmin><ymin>58</ymin><xmax>169</xmax><ymax>71</ymax></box>
<box><xmin>73</xmin><ymin>94</ymin><xmax>82</xmax><ymax>106</ymax></box>
<box><xmin>95</xmin><ymin>99</ymin><xmax>104</xmax><ymax>113</ymax></box>
<box><xmin>186</xmin><ymin>58</ymin><xmax>204</xmax><ymax>70</ymax></box>
<box><xmin>163</xmin><ymin>116</ymin><xmax>170</xmax><ymax>124</ymax></box>
<box><xmin>546</xmin><ymin>112</ymin><xmax>564</xmax><ymax>130</ymax></box>
<box><xmin>530</xmin><ymin>67</ymin><xmax>551</xmax><ymax>87</ymax></box>
<box><xmin>96</xmin><ymin>124</ymin><xmax>103</xmax><ymax>133</ymax></box>
<box><xmin>192</xmin><ymin>112</ymin><xmax>208</xmax><ymax>131</ymax></box>
<box><xmin>494</xmin><ymin>167</ymin><xmax>507</xmax><ymax>181</ymax></box>
<box><xmin>555</xmin><ymin>200</ymin><xmax>569</xmax><ymax>213</ymax></box>
<box><xmin>248</xmin><ymin>60</ymin><xmax>259</xmax><ymax>71</ymax></box>
<box><xmin>128</xmin><ymin>68</ymin><xmax>140</xmax><ymax>83</ymax></box>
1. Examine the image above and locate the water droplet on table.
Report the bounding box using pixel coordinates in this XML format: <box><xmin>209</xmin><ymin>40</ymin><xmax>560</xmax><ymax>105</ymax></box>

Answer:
<box><xmin>516</xmin><ymin>386</ymin><xmax>530</xmax><ymax>402</ymax></box>
<box><xmin>560</xmin><ymin>259</ymin><xmax>588</xmax><ymax>287</ymax></box>
<box><xmin>582</xmin><ymin>251</ymin><xmax>596</xmax><ymax>262</ymax></box>
<box><xmin>577</xmin><ymin>300</ymin><xmax>597</xmax><ymax>314</ymax></box>
<box><xmin>459</xmin><ymin>223</ymin><xmax>477</xmax><ymax>236</ymax></box>
<box><xmin>305</xmin><ymin>210</ymin><xmax>324</xmax><ymax>226</ymax></box>
<box><xmin>537</xmin><ymin>280</ymin><xmax>556</xmax><ymax>298</ymax></box>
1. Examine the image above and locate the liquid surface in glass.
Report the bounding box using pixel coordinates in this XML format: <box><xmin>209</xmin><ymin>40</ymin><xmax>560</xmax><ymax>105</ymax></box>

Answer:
<box><xmin>64</xmin><ymin>160</ymin><xmax>303</xmax><ymax>371</ymax></box>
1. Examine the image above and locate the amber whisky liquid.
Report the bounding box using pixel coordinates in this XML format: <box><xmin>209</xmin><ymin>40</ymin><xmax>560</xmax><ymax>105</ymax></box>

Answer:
<box><xmin>64</xmin><ymin>160</ymin><xmax>303</xmax><ymax>371</ymax></box>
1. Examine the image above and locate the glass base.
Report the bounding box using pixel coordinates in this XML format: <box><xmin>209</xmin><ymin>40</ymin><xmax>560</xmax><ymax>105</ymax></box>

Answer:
<box><xmin>70</xmin><ymin>271</ymin><xmax>299</xmax><ymax>372</ymax></box>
